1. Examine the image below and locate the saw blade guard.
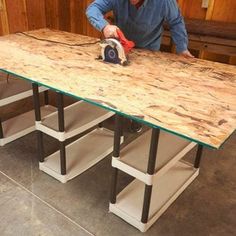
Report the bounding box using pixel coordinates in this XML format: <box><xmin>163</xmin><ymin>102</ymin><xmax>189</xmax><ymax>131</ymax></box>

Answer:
<box><xmin>100</xmin><ymin>38</ymin><xmax>128</xmax><ymax>65</ymax></box>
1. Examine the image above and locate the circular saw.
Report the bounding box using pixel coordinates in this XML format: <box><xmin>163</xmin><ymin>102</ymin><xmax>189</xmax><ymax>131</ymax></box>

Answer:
<box><xmin>100</xmin><ymin>29</ymin><xmax>135</xmax><ymax>66</ymax></box>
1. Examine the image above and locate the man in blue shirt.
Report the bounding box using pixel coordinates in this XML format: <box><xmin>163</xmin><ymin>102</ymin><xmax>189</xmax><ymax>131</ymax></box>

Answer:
<box><xmin>86</xmin><ymin>0</ymin><xmax>193</xmax><ymax>58</ymax></box>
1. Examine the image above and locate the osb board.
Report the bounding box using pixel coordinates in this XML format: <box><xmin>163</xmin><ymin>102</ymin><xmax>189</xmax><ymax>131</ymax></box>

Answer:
<box><xmin>0</xmin><ymin>29</ymin><xmax>235</xmax><ymax>149</ymax></box>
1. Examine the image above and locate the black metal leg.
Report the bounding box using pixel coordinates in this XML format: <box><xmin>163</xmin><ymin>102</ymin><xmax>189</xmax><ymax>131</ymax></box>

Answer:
<box><xmin>44</xmin><ymin>90</ymin><xmax>49</xmax><ymax>105</ymax></box>
<box><xmin>37</xmin><ymin>131</ymin><xmax>44</xmax><ymax>162</ymax></box>
<box><xmin>32</xmin><ymin>83</ymin><xmax>44</xmax><ymax>162</ymax></box>
<box><xmin>141</xmin><ymin>128</ymin><xmax>160</xmax><ymax>223</ymax></box>
<box><xmin>0</xmin><ymin>118</ymin><xmax>3</xmax><ymax>139</ymax></box>
<box><xmin>110</xmin><ymin>114</ymin><xmax>123</xmax><ymax>204</ymax></box>
<box><xmin>57</xmin><ymin>92</ymin><xmax>66</xmax><ymax>175</ymax></box>
<box><xmin>110</xmin><ymin>168</ymin><xmax>118</xmax><ymax>204</ymax></box>
<box><xmin>57</xmin><ymin>92</ymin><xmax>65</xmax><ymax>132</ymax></box>
<box><xmin>60</xmin><ymin>141</ymin><xmax>66</xmax><ymax>175</ymax></box>
<box><xmin>142</xmin><ymin>185</ymin><xmax>153</xmax><ymax>222</ymax></box>
<box><xmin>32</xmin><ymin>83</ymin><xmax>41</xmax><ymax>121</ymax></box>
<box><xmin>194</xmin><ymin>145</ymin><xmax>203</xmax><ymax>168</ymax></box>
<box><xmin>6</xmin><ymin>73</ymin><xmax>9</xmax><ymax>83</ymax></box>
<box><xmin>113</xmin><ymin>114</ymin><xmax>123</xmax><ymax>158</ymax></box>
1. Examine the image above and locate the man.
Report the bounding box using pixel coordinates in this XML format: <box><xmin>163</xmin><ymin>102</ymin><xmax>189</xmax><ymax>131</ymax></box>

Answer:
<box><xmin>86</xmin><ymin>0</ymin><xmax>193</xmax><ymax>58</ymax></box>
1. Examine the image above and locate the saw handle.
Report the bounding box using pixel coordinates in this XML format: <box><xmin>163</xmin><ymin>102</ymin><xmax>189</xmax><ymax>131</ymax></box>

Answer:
<box><xmin>116</xmin><ymin>29</ymin><xmax>135</xmax><ymax>54</ymax></box>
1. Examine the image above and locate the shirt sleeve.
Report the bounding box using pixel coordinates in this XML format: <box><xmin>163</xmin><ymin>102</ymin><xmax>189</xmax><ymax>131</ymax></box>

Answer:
<box><xmin>86</xmin><ymin>0</ymin><xmax>114</xmax><ymax>32</ymax></box>
<box><xmin>163</xmin><ymin>0</ymin><xmax>188</xmax><ymax>53</ymax></box>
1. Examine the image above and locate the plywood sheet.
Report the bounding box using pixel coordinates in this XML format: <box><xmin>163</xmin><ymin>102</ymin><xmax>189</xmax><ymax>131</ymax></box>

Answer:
<box><xmin>0</xmin><ymin>29</ymin><xmax>235</xmax><ymax>149</ymax></box>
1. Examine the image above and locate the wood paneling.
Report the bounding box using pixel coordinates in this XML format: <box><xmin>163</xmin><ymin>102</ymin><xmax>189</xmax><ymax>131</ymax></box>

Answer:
<box><xmin>44</xmin><ymin>0</ymin><xmax>100</xmax><ymax>37</ymax></box>
<box><xmin>5</xmin><ymin>0</ymin><xmax>28</xmax><ymax>33</ymax></box>
<box><xmin>1</xmin><ymin>0</ymin><xmax>45</xmax><ymax>33</ymax></box>
<box><xmin>0</xmin><ymin>0</ymin><xmax>9</xmax><ymax>34</ymax></box>
<box><xmin>70</xmin><ymin>0</ymin><xmax>88</xmax><ymax>35</ymax></box>
<box><xmin>26</xmin><ymin>0</ymin><xmax>46</xmax><ymax>30</ymax></box>
<box><xmin>210</xmin><ymin>0</ymin><xmax>236</xmax><ymax>22</ymax></box>
<box><xmin>177</xmin><ymin>0</ymin><xmax>236</xmax><ymax>64</ymax></box>
<box><xmin>178</xmin><ymin>0</ymin><xmax>236</xmax><ymax>23</ymax></box>
<box><xmin>165</xmin><ymin>19</ymin><xmax>236</xmax><ymax>40</ymax></box>
<box><xmin>58</xmin><ymin>0</ymin><xmax>71</xmax><ymax>31</ymax></box>
<box><xmin>178</xmin><ymin>0</ymin><xmax>207</xmax><ymax>20</ymax></box>
<box><xmin>45</xmin><ymin>0</ymin><xmax>59</xmax><ymax>29</ymax></box>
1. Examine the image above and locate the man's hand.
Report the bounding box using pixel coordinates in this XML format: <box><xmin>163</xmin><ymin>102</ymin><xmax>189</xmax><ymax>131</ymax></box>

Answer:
<box><xmin>103</xmin><ymin>25</ymin><xmax>119</xmax><ymax>38</ymax></box>
<box><xmin>179</xmin><ymin>50</ymin><xmax>194</xmax><ymax>58</ymax></box>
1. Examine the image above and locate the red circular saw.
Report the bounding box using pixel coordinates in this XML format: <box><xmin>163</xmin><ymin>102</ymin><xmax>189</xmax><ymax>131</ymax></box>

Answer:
<box><xmin>100</xmin><ymin>29</ymin><xmax>135</xmax><ymax>66</ymax></box>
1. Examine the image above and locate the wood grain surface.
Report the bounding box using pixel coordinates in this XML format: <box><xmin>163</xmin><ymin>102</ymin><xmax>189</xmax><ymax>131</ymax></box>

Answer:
<box><xmin>0</xmin><ymin>29</ymin><xmax>235</xmax><ymax>149</ymax></box>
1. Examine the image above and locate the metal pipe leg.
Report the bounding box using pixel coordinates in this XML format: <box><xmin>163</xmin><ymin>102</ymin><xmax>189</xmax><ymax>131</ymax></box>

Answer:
<box><xmin>60</xmin><ymin>141</ymin><xmax>66</xmax><ymax>175</ymax></box>
<box><xmin>57</xmin><ymin>92</ymin><xmax>66</xmax><ymax>175</ymax></box>
<box><xmin>44</xmin><ymin>90</ymin><xmax>49</xmax><ymax>105</ymax></box>
<box><xmin>110</xmin><ymin>114</ymin><xmax>123</xmax><ymax>204</ymax></box>
<box><xmin>113</xmin><ymin>114</ymin><xmax>123</xmax><ymax>157</ymax></box>
<box><xmin>57</xmin><ymin>92</ymin><xmax>65</xmax><ymax>132</ymax></box>
<box><xmin>6</xmin><ymin>73</ymin><xmax>9</xmax><ymax>83</ymax></box>
<box><xmin>32</xmin><ymin>83</ymin><xmax>41</xmax><ymax>121</ymax></box>
<box><xmin>142</xmin><ymin>185</ymin><xmax>153</xmax><ymax>223</ymax></box>
<box><xmin>0</xmin><ymin>118</ymin><xmax>4</xmax><ymax>139</ymax></box>
<box><xmin>194</xmin><ymin>145</ymin><xmax>203</xmax><ymax>168</ymax></box>
<box><xmin>110</xmin><ymin>168</ymin><xmax>118</xmax><ymax>204</ymax></box>
<box><xmin>141</xmin><ymin>128</ymin><xmax>160</xmax><ymax>223</ymax></box>
<box><xmin>37</xmin><ymin>131</ymin><xmax>44</xmax><ymax>162</ymax></box>
<box><xmin>32</xmin><ymin>83</ymin><xmax>44</xmax><ymax>162</ymax></box>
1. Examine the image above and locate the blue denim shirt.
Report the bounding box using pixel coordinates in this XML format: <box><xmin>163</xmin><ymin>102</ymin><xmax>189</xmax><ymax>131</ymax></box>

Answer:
<box><xmin>86</xmin><ymin>0</ymin><xmax>188</xmax><ymax>53</ymax></box>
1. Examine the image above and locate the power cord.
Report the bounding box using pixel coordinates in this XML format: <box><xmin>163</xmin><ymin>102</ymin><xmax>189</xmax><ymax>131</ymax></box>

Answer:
<box><xmin>16</xmin><ymin>31</ymin><xmax>101</xmax><ymax>47</ymax></box>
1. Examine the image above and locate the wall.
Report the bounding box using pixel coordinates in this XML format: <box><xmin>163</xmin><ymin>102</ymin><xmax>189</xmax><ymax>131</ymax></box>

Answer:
<box><xmin>0</xmin><ymin>0</ymin><xmax>100</xmax><ymax>37</ymax></box>
<box><xmin>177</xmin><ymin>0</ymin><xmax>236</xmax><ymax>64</ymax></box>
<box><xmin>0</xmin><ymin>0</ymin><xmax>46</xmax><ymax>34</ymax></box>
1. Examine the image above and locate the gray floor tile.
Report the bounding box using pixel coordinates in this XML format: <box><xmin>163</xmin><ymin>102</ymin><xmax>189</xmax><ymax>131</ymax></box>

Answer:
<box><xmin>0</xmin><ymin>172</ymin><xmax>92</xmax><ymax>236</ymax></box>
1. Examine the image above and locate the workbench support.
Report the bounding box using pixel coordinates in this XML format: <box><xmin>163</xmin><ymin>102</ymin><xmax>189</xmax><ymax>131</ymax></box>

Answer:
<box><xmin>57</xmin><ymin>92</ymin><xmax>66</xmax><ymax>175</ymax></box>
<box><xmin>141</xmin><ymin>128</ymin><xmax>160</xmax><ymax>223</ymax></box>
<box><xmin>32</xmin><ymin>83</ymin><xmax>45</xmax><ymax>163</ymax></box>
<box><xmin>194</xmin><ymin>145</ymin><xmax>203</xmax><ymax>168</ymax></box>
<box><xmin>0</xmin><ymin>118</ymin><xmax>3</xmax><ymax>139</ymax></box>
<box><xmin>44</xmin><ymin>90</ymin><xmax>49</xmax><ymax>105</ymax></box>
<box><xmin>110</xmin><ymin>114</ymin><xmax>123</xmax><ymax>204</ymax></box>
<box><xmin>6</xmin><ymin>73</ymin><xmax>9</xmax><ymax>83</ymax></box>
<box><xmin>32</xmin><ymin>83</ymin><xmax>41</xmax><ymax>121</ymax></box>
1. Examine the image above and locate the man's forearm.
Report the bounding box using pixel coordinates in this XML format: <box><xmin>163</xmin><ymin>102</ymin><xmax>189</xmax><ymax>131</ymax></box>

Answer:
<box><xmin>170</xmin><ymin>19</ymin><xmax>188</xmax><ymax>54</ymax></box>
<box><xmin>86</xmin><ymin>0</ymin><xmax>113</xmax><ymax>31</ymax></box>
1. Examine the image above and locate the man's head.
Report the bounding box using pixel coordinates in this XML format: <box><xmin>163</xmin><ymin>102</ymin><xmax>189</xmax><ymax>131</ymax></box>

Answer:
<box><xmin>130</xmin><ymin>0</ymin><xmax>141</xmax><ymax>5</ymax></box>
